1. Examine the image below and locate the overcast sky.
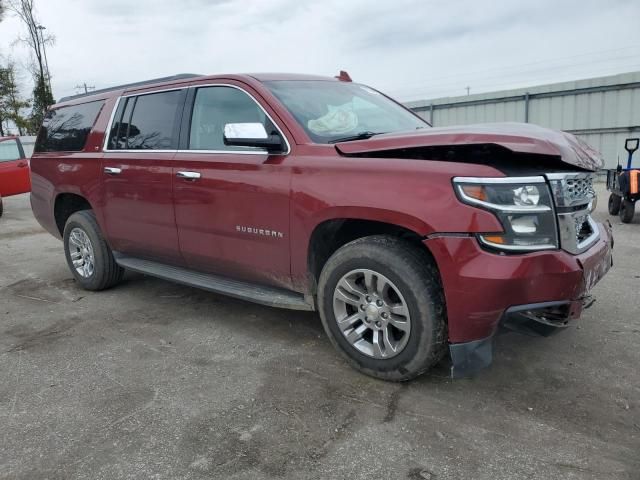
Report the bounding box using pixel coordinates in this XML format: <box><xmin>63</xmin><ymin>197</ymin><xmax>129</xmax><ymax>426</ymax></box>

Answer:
<box><xmin>1</xmin><ymin>0</ymin><xmax>640</xmax><ymax>102</ymax></box>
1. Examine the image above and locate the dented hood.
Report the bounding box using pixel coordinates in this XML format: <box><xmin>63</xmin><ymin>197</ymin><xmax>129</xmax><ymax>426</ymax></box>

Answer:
<box><xmin>334</xmin><ymin>122</ymin><xmax>604</xmax><ymax>171</ymax></box>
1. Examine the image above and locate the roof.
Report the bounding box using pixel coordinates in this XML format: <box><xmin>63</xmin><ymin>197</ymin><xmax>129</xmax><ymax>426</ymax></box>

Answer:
<box><xmin>57</xmin><ymin>72</ymin><xmax>340</xmax><ymax>105</ymax></box>
<box><xmin>247</xmin><ymin>73</ymin><xmax>338</xmax><ymax>82</ymax></box>
<box><xmin>58</xmin><ymin>73</ymin><xmax>203</xmax><ymax>103</ymax></box>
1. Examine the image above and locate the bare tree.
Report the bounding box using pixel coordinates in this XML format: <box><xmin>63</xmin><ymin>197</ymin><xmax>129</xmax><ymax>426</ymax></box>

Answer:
<box><xmin>8</xmin><ymin>0</ymin><xmax>54</xmax><ymax>130</ymax></box>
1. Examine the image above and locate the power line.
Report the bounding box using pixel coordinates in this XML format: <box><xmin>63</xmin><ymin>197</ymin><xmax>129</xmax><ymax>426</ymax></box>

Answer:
<box><xmin>379</xmin><ymin>44</ymin><xmax>640</xmax><ymax>92</ymax></box>
<box><xmin>389</xmin><ymin>54</ymin><xmax>640</xmax><ymax>100</ymax></box>
<box><xmin>388</xmin><ymin>53</ymin><xmax>640</xmax><ymax>97</ymax></box>
<box><xmin>396</xmin><ymin>63</ymin><xmax>640</xmax><ymax>101</ymax></box>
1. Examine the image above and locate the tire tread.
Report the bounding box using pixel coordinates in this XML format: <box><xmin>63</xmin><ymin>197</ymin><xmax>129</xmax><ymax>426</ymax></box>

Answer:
<box><xmin>63</xmin><ymin>210</ymin><xmax>124</xmax><ymax>290</ymax></box>
<box><xmin>318</xmin><ymin>235</ymin><xmax>447</xmax><ymax>381</ymax></box>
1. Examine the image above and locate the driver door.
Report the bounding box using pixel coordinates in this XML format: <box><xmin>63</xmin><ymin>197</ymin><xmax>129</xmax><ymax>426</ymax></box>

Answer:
<box><xmin>173</xmin><ymin>84</ymin><xmax>293</xmax><ymax>289</ymax></box>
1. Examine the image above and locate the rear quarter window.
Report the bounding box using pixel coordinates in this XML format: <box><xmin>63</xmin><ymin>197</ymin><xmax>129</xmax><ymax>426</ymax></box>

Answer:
<box><xmin>35</xmin><ymin>100</ymin><xmax>105</xmax><ymax>153</ymax></box>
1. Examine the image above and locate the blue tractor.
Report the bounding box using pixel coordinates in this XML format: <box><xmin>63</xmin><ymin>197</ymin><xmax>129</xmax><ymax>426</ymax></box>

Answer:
<box><xmin>607</xmin><ymin>138</ymin><xmax>640</xmax><ymax>223</ymax></box>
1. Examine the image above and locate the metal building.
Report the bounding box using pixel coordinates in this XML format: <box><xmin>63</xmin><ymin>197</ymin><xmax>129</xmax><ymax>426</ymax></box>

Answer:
<box><xmin>405</xmin><ymin>71</ymin><xmax>640</xmax><ymax>168</ymax></box>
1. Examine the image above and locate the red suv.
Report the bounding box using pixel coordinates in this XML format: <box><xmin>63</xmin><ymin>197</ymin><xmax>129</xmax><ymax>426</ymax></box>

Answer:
<box><xmin>30</xmin><ymin>73</ymin><xmax>613</xmax><ymax>380</ymax></box>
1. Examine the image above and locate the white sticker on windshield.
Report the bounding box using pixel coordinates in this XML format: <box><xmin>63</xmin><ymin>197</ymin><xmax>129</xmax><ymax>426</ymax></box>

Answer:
<box><xmin>308</xmin><ymin>103</ymin><xmax>359</xmax><ymax>136</ymax></box>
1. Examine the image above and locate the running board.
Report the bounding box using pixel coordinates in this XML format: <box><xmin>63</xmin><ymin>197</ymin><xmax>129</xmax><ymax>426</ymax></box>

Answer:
<box><xmin>113</xmin><ymin>254</ymin><xmax>314</xmax><ymax>311</ymax></box>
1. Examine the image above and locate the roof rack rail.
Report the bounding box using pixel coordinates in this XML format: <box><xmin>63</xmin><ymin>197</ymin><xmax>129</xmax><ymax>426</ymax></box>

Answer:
<box><xmin>58</xmin><ymin>73</ymin><xmax>203</xmax><ymax>103</ymax></box>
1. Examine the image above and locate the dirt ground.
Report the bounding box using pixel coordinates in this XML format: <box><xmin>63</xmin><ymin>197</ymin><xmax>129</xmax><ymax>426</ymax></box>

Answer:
<box><xmin>1</xmin><ymin>186</ymin><xmax>638</xmax><ymax>480</ymax></box>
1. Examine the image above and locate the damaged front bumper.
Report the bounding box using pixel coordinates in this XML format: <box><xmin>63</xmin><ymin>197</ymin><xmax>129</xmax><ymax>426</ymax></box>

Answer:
<box><xmin>440</xmin><ymin>221</ymin><xmax>613</xmax><ymax>378</ymax></box>
<box><xmin>448</xmin><ymin>297</ymin><xmax>596</xmax><ymax>378</ymax></box>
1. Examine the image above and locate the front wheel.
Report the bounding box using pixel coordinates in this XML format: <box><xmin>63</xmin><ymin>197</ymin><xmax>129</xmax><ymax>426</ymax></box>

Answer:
<box><xmin>619</xmin><ymin>199</ymin><xmax>636</xmax><ymax>223</ymax></box>
<box><xmin>317</xmin><ymin>235</ymin><xmax>447</xmax><ymax>381</ymax></box>
<box><xmin>63</xmin><ymin>210</ymin><xmax>124</xmax><ymax>290</ymax></box>
<box><xmin>608</xmin><ymin>193</ymin><xmax>621</xmax><ymax>215</ymax></box>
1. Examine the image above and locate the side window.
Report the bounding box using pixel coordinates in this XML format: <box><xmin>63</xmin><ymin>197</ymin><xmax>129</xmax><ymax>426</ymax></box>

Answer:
<box><xmin>107</xmin><ymin>90</ymin><xmax>182</xmax><ymax>150</ymax></box>
<box><xmin>0</xmin><ymin>139</ymin><xmax>21</xmax><ymax>162</ymax></box>
<box><xmin>34</xmin><ymin>100</ymin><xmax>104</xmax><ymax>152</ymax></box>
<box><xmin>189</xmin><ymin>86</ymin><xmax>274</xmax><ymax>151</ymax></box>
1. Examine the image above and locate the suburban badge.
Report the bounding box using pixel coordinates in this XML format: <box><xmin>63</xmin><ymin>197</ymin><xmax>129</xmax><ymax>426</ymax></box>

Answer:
<box><xmin>236</xmin><ymin>225</ymin><xmax>284</xmax><ymax>238</ymax></box>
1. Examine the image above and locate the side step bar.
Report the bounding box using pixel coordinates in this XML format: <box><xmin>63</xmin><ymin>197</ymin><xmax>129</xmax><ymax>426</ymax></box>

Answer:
<box><xmin>114</xmin><ymin>254</ymin><xmax>314</xmax><ymax>311</ymax></box>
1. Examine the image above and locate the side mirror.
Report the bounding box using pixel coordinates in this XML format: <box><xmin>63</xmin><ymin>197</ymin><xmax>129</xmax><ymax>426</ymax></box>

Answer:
<box><xmin>223</xmin><ymin>123</ymin><xmax>284</xmax><ymax>153</ymax></box>
<box><xmin>624</xmin><ymin>138</ymin><xmax>639</xmax><ymax>153</ymax></box>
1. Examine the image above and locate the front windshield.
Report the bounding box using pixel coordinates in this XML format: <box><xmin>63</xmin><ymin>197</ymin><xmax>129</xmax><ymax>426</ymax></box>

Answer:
<box><xmin>265</xmin><ymin>80</ymin><xmax>428</xmax><ymax>143</ymax></box>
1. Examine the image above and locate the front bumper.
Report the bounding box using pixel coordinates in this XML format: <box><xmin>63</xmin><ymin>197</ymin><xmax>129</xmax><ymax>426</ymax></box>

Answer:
<box><xmin>425</xmin><ymin>222</ymin><xmax>613</xmax><ymax>377</ymax></box>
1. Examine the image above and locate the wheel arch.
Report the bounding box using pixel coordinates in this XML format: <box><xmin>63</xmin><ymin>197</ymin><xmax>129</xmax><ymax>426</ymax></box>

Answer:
<box><xmin>305</xmin><ymin>211</ymin><xmax>439</xmax><ymax>295</ymax></box>
<box><xmin>54</xmin><ymin>192</ymin><xmax>94</xmax><ymax>236</ymax></box>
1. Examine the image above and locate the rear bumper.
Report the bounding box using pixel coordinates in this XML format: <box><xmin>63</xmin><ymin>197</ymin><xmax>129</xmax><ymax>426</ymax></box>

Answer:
<box><xmin>425</xmin><ymin>222</ymin><xmax>613</xmax><ymax>377</ymax></box>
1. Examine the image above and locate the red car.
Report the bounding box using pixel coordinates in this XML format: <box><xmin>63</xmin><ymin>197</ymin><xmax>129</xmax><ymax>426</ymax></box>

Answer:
<box><xmin>0</xmin><ymin>136</ymin><xmax>31</xmax><ymax>217</ymax></box>
<box><xmin>29</xmin><ymin>73</ymin><xmax>612</xmax><ymax>380</ymax></box>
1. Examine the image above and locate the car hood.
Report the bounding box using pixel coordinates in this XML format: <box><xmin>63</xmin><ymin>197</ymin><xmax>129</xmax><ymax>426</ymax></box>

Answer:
<box><xmin>334</xmin><ymin>122</ymin><xmax>604</xmax><ymax>171</ymax></box>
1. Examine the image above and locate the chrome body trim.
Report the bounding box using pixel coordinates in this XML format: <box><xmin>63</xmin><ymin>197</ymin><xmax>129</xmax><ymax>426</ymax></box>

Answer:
<box><xmin>545</xmin><ymin>172</ymin><xmax>599</xmax><ymax>254</ymax></box>
<box><xmin>101</xmin><ymin>96</ymin><xmax>123</xmax><ymax>152</ymax></box>
<box><xmin>176</xmin><ymin>171</ymin><xmax>201</xmax><ymax>180</ymax></box>
<box><xmin>454</xmin><ymin>184</ymin><xmax>552</xmax><ymax>213</ymax></box>
<box><xmin>453</xmin><ymin>176</ymin><xmax>547</xmax><ymax>185</ymax></box>
<box><xmin>103</xmin><ymin>167</ymin><xmax>122</xmax><ymax>175</ymax></box>
<box><xmin>102</xmin><ymin>83</ymin><xmax>291</xmax><ymax>155</ymax></box>
<box><xmin>478</xmin><ymin>235</ymin><xmax>557</xmax><ymax>252</ymax></box>
<box><xmin>455</xmin><ymin>174</ymin><xmax>600</xmax><ymax>255</ymax></box>
<box><xmin>546</xmin><ymin>172</ymin><xmax>596</xmax><ymax>208</ymax></box>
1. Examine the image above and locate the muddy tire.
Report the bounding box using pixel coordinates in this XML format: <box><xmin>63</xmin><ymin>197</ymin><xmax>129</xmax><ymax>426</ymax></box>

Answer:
<box><xmin>63</xmin><ymin>210</ymin><xmax>124</xmax><ymax>290</ymax></box>
<box><xmin>317</xmin><ymin>235</ymin><xmax>447</xmax><ymax>381</ymax></box>
<box><xmin>619</xmin><ymin>199</ymin><xmax>635</xmax><ymax>223</ymax></box>
<box><xmin>608</xmin><ymin>193</ymin><xmax>621</xmax><ymax>215</ymax></box>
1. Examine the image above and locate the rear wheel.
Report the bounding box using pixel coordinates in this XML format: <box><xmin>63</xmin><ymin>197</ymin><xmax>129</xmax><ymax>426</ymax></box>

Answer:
<box><xmin>608</xmin><ymin>193</ymin><xmax>621</xmax><ymax>215</ymax></box>
<box><xmin>0</xmin><ymin>195</ymin><xmax>3</xmax><ymax>218</ymax></box>
<box><xmin>619</xmin><ymin>199</ymin><xmax>635</xmax><ymax>223</ymax></box>
<box><xmin>63</xmin><ymin>210</ymin><xmax>124</xmax><ymax>290</ymax></box>
<box><xmin>317</xmin><ymin>235</ymin><xmax>447</xmax><ymax>381</ymax></box>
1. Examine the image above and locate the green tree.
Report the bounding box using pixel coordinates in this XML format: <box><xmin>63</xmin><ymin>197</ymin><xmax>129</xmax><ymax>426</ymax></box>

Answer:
<box><xmin>29</xmin><ymin>71</ymin><xmax>50</xmax><ymax>132</ymax></box>
<box><xmin>0</xmin><ymin>63</ymin><xmax>31</xmax><ymax>135</ymax></box>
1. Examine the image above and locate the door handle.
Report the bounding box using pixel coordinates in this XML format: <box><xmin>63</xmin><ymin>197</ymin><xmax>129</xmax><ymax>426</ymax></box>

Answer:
<box><xmin>104</xmin><ymin>167</ymin><xmax>122</xmax><ymax>175</ymax></box>
<box><xmin>17</xmin><ymin>161</ymin><xmax>27</xmax><ymax>168</ymax></box>
<box><xmin>176</xmin><ymin>171</ymin><xmax>201</xmax><ymax>180</ymax></box>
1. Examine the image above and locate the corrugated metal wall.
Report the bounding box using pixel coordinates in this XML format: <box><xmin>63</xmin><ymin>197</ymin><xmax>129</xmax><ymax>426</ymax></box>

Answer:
<box><xmin>405</xmin><ymin>71</ymin><xmax>640</xmax><ymax>168</ymax></box>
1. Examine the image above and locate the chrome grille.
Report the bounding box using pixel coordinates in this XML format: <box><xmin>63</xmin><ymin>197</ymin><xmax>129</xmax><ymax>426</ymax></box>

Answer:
<box><xmin>546</xmin><ymin>172</ymin><xmax>596</xmax><ymax>208</ymax></box>
<box><xmin>546</xmin><ymin>172</ymin><xmax>599</xmax><ymax>254</ymax></box>
<box><xmin>564</xmin><ymin>177</ymin><xmax>595</xmax><ymax>203</ymax></box>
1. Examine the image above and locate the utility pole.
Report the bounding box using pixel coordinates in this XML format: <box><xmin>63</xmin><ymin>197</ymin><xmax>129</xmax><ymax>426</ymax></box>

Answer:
<box><xmin>465</xmin><ymin>86</ymin><xmax>470</xmax><ymax>96</ymax></box>
<box><xmin>36</xmin><ymin>25</ymin><xmax>52</xmax><ymax>93</ymax></box>
<box><xmin>75</xmin><ymin>83</ymin><xmax>95</xmax><ymax>94</ymax></box>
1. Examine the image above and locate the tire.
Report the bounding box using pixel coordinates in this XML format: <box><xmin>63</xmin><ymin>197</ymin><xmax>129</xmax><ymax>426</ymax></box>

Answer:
<box><xmin>317</xmin><ymin>235</ymin><xmax>447</xmax><ymax>381</ymax></box>
<box><xmin>608</xmin><ymin>193</ymin><xmax>621</xmax><ymax>215</ymax></box>
<box><xmin>0</xmin><ymin>195</ymin><xmax>3</xmax><ymax>218</ymax></box>
<box><xmin>63</xmin><ymin>210</ymin><xmax>124</xmax><ymax>290</ymax></box>
<box><xmin>619</xmin><ymin>199</ymin><xmax>635</xmax><ymax>223</ymax></box>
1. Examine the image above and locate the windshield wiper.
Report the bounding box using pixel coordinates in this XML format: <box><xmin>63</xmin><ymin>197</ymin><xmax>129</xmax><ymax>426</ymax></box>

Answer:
<box><xmin>328</xmin><ymin>131</ymin><xmax>385</xmax><ymax>143</ymax></box>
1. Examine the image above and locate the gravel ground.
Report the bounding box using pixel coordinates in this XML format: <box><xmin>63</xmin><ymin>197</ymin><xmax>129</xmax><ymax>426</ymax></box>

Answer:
<box><xmin>0</xmin><ymin>186</ymin><xmax>638</xmax><ymax>480</ymax></box>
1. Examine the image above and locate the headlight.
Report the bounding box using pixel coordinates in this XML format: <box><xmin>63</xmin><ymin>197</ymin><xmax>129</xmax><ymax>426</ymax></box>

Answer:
<box><xmin>453</xmin><ymin>176</ymin><xmax>558</xmax><ymax>252</ymax></box>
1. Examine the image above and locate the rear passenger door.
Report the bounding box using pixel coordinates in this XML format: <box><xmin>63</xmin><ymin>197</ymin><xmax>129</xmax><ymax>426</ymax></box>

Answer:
<box><xmin>0</xmin><ymin>137</ymin><xmax>30</xmax><ymax>197</ymax></box>
<box><xmin>173</xmin><ymin>84</ymin><xmax>293</xmax><ymax>289</ymax></box>
<box><xmin>102</xmin><ymin>89</ymin><xmax>186</xmax><ymax>264</ymax></box>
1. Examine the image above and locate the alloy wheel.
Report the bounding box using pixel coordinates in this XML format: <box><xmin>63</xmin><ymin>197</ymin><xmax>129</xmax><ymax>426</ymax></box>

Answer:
<box><xmin>332</xmin><ymin>268</ymin><xmax>411</xmax><ymax>359</ymax></box>
<box><xmin>68</xmin><ymin>227</ymin><xmax>95</xmax><ymax>278</ymax></box>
